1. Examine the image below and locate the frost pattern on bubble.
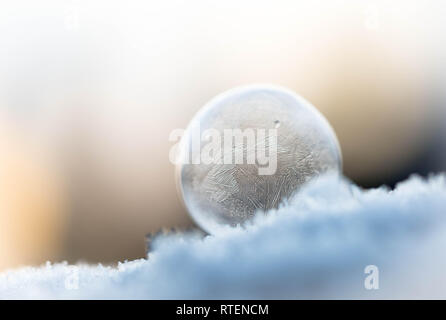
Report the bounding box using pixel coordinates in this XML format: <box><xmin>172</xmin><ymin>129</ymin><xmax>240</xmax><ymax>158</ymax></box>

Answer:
<box><xmin>177</xmin><ymin>85</ymin><xmax>342</xmax><ymax>234</ymax></box>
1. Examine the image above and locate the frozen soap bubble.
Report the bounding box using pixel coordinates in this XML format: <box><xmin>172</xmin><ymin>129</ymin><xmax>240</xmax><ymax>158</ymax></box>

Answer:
<box><xmin>175</xmin><ymin>85</ymin><xmax>342</xmax><ymax>234</ymax></box>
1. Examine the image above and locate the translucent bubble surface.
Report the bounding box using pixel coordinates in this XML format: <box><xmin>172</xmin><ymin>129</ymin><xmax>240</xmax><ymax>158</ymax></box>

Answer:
<box><xmin>176</xmin><ymin>85</ymin><xmax>342</xmax><ymax>234</ymax></box>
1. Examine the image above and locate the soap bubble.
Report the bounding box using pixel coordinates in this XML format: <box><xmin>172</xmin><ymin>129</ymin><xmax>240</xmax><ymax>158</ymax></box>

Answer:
<box><xmin>176</xmin><ymin>85</ymin><xmax>342</xmax><ymax>234</ymax></box>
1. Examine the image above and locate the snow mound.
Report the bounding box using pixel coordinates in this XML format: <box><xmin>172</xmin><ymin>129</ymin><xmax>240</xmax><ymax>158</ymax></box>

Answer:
<box><xmin>2</xmin><ymin>174</ymin><xmax>446</xmax><ymax>299</ymax></box>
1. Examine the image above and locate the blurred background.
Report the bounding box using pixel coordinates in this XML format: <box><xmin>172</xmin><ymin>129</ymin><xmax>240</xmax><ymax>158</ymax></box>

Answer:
<box><xmin>0</xmin><ymin>0</ymin><xmax>445</xmax><ymax>270</ymax></box>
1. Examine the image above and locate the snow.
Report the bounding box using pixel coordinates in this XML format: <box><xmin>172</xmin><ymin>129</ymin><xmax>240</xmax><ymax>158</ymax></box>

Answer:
<box><xmin>2</xmin><ymin>173</ymin><xmax>446</xmax><ymax>299</ymax></box>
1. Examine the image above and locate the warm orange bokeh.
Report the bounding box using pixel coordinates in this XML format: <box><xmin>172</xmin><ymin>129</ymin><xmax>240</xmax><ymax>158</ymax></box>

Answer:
<box><xmin>0</xmin><ymin>119</ymin><xmax>66</xmax><ymax>270</ymax></box>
